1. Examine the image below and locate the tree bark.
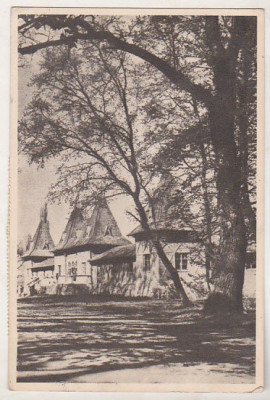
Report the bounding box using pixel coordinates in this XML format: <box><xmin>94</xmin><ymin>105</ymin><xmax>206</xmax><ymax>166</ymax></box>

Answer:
<box><xmin>205</xmin><ymin>99</ymin><xmax>247</xmax><ymax>313</ymax></box>
<box><xmin>203</xmin><ymin>18</ymin><xmax>249</xmax><ymax>312</ymax></box>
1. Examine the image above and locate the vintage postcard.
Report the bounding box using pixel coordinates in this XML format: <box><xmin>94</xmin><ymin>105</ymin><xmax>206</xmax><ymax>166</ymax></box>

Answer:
<box><xmin>9</xmin><ymin>7</ymin><xmax>264</xmax><ymax>392</ymax></box>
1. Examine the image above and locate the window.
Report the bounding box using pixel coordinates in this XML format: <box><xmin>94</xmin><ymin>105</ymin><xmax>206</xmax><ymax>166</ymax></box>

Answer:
<box><xmin>175</xmin><ymin>253</ymin><xmax>188</xmax><ymax>271</ymax></box>
<box><xmin>71</xmin><ymin>262</ymin><xmax>77</xmax><ymax>276</ymax></box>
<box><xmin>67</xmin><ymin>262</ymin><xmax>72</xmax><ymax>275</ymax></box>
<box><xmin>58</xmin><ymin>265</ymin><xmax>62</xmax><ymax>276</ymax></box>
<box><xmin>43</xmin><ymin>240</ymin><xmax>49</xmax><ymax>249</ymax></box>
<box><xmin>144</xmin><ymin>254</ymin><xmax>151</xmax><ymax>271</ymax></box>
<box><xmin>45</xmin><ymin>270</ymin><xmax>52</xmax><ymax>278</ymax></box>
<box><xmin>104</xmin><ymin>225</ymin><xmax>113</xmax><ymax>236</ymax></box>
<box><xmin>81</xmin><ymin>262</ymin><xmax>86</xmax><ymax>275</ymax></box>
<box><xmin>127</xmin><ymin>262</ymin><xmax>133</xmax><ymax>274</ymax></box>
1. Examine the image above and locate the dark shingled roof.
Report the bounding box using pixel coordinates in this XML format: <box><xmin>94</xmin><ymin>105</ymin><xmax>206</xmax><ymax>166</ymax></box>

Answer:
<box><xmin>22</xmin><ymin>204</ymin><xmax>55</xmax><ymax>259</ymax></box>
<box><xmin>30</xmin><ymin>258</ymin><xmax>55</xmax><ymax>270</ymax></box>
<box><xmin>128</xmin><ymin>221</ymin><xmax>193</xmax><ymax>237</ymax></box>
<box><xmin>90</xmin><ymin>244</ymin><xmax>136</xmax><ymax>266</ymax></box>
<box><xmin>54</xmin><ymin>200</ymin><xmax>131</xmax><ymax>252</ymax></box>
<box><xmin>25</xmin><ymin>249</ymin><xmax>54</xmax><ymax>258</ymax></box>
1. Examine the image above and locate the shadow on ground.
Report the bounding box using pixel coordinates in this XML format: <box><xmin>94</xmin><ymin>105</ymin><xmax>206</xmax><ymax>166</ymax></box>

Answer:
<box><xmin>17</xmin><ymin>298</ymin><xmax>255</xmax><ymax>382</ymax></box>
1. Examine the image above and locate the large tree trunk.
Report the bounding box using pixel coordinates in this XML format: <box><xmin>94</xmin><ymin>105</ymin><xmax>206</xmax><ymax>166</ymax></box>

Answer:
<box><xmin>201</xmin><ymin>23</ymin><xmax>250</xmax><ymax>312</ymax></box>
<box><xmin>206</xmin><ymin>214</ymin><xmax>247</xmax><ymax>313</ymax></box>
<box><xmin>205</xmin><ymin>180</ymin><xmax>247</xmax><ymax>313</ymax></box>
<box><xmin>205</xmin><ymin>97</ymin><xmax>247</xmax><ymax>313</ymax></box>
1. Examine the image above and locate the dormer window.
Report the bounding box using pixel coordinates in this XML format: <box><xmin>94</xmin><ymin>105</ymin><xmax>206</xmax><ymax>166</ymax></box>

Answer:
<box><xmin>43</xmin><ymin>240</ymin><xmax>49</xmax><ymax>249</ymax></box>
<box><xmin>104</xmin><ymin>225</ymin><xmax>113</xmax><ymax>236</ymax></box>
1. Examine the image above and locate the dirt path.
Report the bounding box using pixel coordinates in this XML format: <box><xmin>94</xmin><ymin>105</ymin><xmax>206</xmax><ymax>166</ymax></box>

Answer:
<box><xmin>17</xmin><ymin>299</ymin><xmax>255</xmax><ymax>383</ymax></box>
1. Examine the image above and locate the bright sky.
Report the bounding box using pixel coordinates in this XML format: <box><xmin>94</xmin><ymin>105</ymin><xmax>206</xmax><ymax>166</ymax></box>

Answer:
<box><xmin>18</xmin><ymin>56</ymin><xmax>136</xmax><ymax>245</ymax></box>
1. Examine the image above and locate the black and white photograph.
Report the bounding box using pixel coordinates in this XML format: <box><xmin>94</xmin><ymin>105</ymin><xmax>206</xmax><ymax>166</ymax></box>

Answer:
<box><xmin>9</xmin><ymin>8</ymin><xmax>264</xmax><ymax>391</ymax></box>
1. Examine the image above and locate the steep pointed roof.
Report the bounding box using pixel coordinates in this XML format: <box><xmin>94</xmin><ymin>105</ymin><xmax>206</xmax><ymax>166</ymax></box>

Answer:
<box><xmin>54</xmin><ymin>200</ymin><xmax>131</xmax><ymax>253</ymax></box>
<box><xmin>22</xmin><ymin>203</ymin><xmax>55</xmax><ymax>259</ymax></box>
<box><xmin>54</xmin><ymin>207</ymin><xmax>85</xmax><ymax>251</ymax></box>
<box><xmin>86</xmin><ymin>199</ymin><xmax>122</xmax><ymax>239</ymax></box>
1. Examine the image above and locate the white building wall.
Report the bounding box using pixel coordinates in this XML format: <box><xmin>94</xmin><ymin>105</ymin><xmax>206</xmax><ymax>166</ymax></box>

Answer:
<box><xmin>161</xmin><ymin>242</ymin><xmax>208</xmax><ymax>300</ymax></box>
<box><xmin>134</xmin><ymin>240</ymin><xmax>208</xmax><ymax>299</ymax></box>
<box><xmin>134</xmin><ymin>241</ymin><xmax>159</xmax><ymax>296</ymax></box>
<box><xmin>56</xmin><ymin>251</ymin><xmax>93</xmax><ymax>285</ymax></box>
<box><xmin>54</xmin><ymin>254</ymin><xmax>66</xmax><ymax>284</ymax></box>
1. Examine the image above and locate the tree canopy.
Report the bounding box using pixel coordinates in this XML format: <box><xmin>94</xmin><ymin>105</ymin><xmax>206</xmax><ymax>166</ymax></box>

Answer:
<box><xmin>18</xmin><ymin>14</ymin><xmax>257</xmax><ymax>312</ymax></box>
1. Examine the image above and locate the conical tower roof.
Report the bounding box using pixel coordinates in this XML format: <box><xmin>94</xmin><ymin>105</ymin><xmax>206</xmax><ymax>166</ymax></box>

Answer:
<box><xmin>22</xmin><ymin>203</ymin><xmax>55</xmax><ymax>259</ymax></box>
<box><xmin>54</xmin><ymin>200</ymin><xmax>130</xmax><ymax>253</ymax></box>
<box><xmin>54</xmin><ymin>207</ymin><xmax>85</xmax><ymax>251</ymax></box>
<box><xmin>86</xmin><ymin>199</ymin><xmax>122</xmax><ymax>239</ymax></box>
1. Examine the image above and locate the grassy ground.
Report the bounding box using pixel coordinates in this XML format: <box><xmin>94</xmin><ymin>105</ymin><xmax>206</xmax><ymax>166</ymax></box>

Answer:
<box><xmin>17</xmin><ymin>298</ymin><xmax>255</xmax><ymax>383</ymax></box>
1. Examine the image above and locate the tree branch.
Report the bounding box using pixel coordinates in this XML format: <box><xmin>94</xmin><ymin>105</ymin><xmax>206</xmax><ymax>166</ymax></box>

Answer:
<box><xmin>18</xmin><ymin>20</ymin><xmax>213</xmax><ymax>105</ymax></box>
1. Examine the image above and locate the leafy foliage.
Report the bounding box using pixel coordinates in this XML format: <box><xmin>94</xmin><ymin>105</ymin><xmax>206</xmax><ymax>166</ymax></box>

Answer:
<box><xmin>18</xmin><ymin>14</ymin><xmax>258</xmax><ymax>310</ymax></box>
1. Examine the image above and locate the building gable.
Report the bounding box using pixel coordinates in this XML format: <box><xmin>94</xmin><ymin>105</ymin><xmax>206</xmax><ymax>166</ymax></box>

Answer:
<box><xmin>22</xmin><ymin>203</ymin><xmax>55</xmax><ymax>260</ymax></box>
<box><xmin>54</xmin><ymin>200</ymin><xmax>130</xmax><ymax>253</ymax></box>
